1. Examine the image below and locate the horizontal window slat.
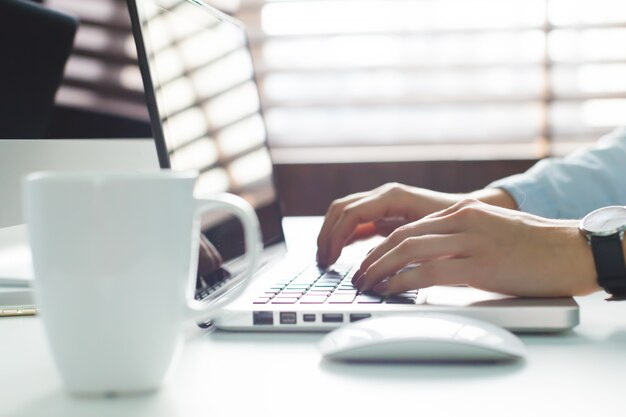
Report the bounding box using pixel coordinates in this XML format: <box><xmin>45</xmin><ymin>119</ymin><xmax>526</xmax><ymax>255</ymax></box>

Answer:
<box><xmin>46</xmin><ymin>0</ymin><xmax>131</xmax><ymax>30</ymax></box>
<box><xmin>252</xmin><ymin>60</ymin><xmax>626</xmax><ymax>75</ymax></box>
<box><xmin>260</xmin><ymin>94</ymin><xmax>626</xmax><ymax>108</ymax></box>
<box><xmin>264</xmin><ymin>104</ymin><xmax>544</xmax><ymax>147</ymax></box>
<box><xmin>269</xmin><ymin>143</ymin><xmax>547</xmax><ymax>163</ymax></box>
<box><xmin>62</xmin><ymin>78</ymin><xmax>147</xmax><ymax>102</ymax></box>
<box><xmin>71</xmin><ymin>47</ymin><xmax>137</xmax><ymax>65</ymax></box>
<box><xmin>74</xmin><ymin>17</ymin><xmax>132</xmax><ymax>33</ymax></box>
<box><xmin>241</xmin><ymin>23</ymin><xmax>626</xmax><ymax>41</ymax></box>
<box><xmin>55</xmin><ymin>86</ymin><xmax>149</xmax><ymax>120</ymax></box>
<box><xmin>253</xmin><ymin>61</ymin><xmax>547</xmax><ymax>74</ymax></box>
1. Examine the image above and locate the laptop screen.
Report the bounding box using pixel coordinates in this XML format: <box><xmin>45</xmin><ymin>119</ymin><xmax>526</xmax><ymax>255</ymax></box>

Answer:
<box><xmin>129</xmin><ymin>0</ymin><xmax>285</xmax><ymax>266</ymax></box>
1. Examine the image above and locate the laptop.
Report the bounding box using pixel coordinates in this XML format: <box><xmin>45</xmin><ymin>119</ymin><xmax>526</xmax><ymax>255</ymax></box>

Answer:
<box><xmin>127</xmin><ymin>0</ymin><xmax>579</xmax><ymax>332</ymax></box>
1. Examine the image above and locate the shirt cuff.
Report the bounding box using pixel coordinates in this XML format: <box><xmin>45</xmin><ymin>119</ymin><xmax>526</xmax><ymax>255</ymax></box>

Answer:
<box><xmin>486</xmin><ymin>173</ymin><xmax>559</xmax><ymax>219</ymax></box>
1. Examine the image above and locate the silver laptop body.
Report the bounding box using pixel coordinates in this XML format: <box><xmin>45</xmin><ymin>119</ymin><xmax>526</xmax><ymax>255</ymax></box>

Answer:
<box><xmin>128</xmin><ymin>0</ymin><xmax>579</xmax><ymax>333</ymax></box>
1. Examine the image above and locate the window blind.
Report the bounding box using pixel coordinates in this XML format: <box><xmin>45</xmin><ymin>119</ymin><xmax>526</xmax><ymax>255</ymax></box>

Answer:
<box><xmin>46</xmin><ymin>0</ymin><xmax>626</xmax><ymax>158</ymax></box>
<box><xmin>234</xmin><ymin>0</ymin><xmax>626</xmax><ymax>157</ymax></box>
<box><xmin>45</xmin><ymin>0</ymin><xmax>149</xmax><ymax>120</ymax></box>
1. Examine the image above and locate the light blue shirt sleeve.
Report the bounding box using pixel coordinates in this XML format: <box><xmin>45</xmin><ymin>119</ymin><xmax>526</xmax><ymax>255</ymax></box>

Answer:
<box><xmin>487</xmin><ymin>127</ymin><xmax>626</xmax><ymax>219</ymax></box>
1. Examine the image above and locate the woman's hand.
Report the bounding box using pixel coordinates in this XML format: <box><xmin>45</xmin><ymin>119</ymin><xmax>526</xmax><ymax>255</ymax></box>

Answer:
<box><xmin>316</xmin><ymin>183</ymin><xmax>516</xmax><ymax>267</ymax></box>
<box><xmin>197</xmin><ymin>233</ymin><xmax>223</xmax><ymax>278</ymax></box>
<box><xmin>353</xmin><ymin>199</ymin><xmax>600</xmax><ymax>298</ymax></box>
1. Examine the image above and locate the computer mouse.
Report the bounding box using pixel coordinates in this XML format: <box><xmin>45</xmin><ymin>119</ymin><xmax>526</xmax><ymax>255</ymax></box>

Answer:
<box><xmin>319</xmin><ymin>314</ymin><xmax>526</xmax><ymax>363</ymax></box>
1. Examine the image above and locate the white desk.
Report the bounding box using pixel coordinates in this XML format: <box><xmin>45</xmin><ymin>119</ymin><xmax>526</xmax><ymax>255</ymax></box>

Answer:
<box><xmin>2</xmin><ymin>218</ymin><xmax>626</xmax><ymax>417</ymax></box>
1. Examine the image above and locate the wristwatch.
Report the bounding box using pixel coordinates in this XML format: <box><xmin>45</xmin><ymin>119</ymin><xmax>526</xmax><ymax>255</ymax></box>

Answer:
<box><xmin>579</xmin><ymin>206</ymin><xmax>626</xmax><ymax>299</ymax></box>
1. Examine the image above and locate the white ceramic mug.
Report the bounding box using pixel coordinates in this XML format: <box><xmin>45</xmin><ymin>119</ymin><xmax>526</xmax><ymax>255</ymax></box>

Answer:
<box><xmin>23</xmin><ymin>170</ymin><xmax>261</xmax><ymax>395</ymax></box>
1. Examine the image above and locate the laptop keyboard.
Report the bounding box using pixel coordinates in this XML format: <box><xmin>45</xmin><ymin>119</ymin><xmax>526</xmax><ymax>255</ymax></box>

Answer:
<box><xmin>194</xmin><ymin>268</ymin><xmax>235</xmax><ymax>301</ymax></box>
<box><xmin>253</xmin><ymin>264</ymin><xmax>418</xmax><ymax>305</ymax></box>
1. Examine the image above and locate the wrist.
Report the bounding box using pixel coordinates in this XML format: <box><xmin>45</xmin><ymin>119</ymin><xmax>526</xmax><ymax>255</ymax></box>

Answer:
<box><xmin>533</xmin><ymin>221</ymin><xmax>599</xmax><ymax>297</ymax></box>
<box><xmin>569</xmin><ymin>225</ymin><xmax>603</xmax><ymax>295</ymax></box>
<box><xmin>468</xmin><ymin>188</ymin><xmax>518</xmax><ymax>210</ymax></box>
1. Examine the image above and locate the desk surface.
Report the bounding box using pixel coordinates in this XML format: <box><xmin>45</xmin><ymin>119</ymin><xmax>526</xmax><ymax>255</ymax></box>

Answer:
<box><xmin>2</xmin><ymin>218</ymin><xmax>626</xmax><ymax>417</ymax></box>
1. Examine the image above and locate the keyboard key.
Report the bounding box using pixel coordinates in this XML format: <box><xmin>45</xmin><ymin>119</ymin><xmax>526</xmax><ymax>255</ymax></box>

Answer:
<box><xmin>291</xmin><ymin>279</ymin><xmax>317</xmax><ymax>285</ymax></box>
<box><xmin>298</xmin><ymin>273</ymin><xmax>322</xmax><ymax>281</ymax></box>
<box><xmin>283</xmin><ymin>285</ymin><xmax>310</xmax><ymax>292</ymax></box>
<box><xmin>385</xmin><ymin>296</ymin><xmax>415</xmax><ymax>304</ymax></box>
<box><xmin>271</xmin><ymin>298</ymin><xmax>299</xmax><ymax>304</ymax></box>
<box><xmin>334</xmin><ymin>289</ymin><xmax>357</xmax><ymax>295</ymax></box>
<box><xmin>293</xmin><ymin>275</ymin><xmax>317</xmax><ymax>281</ymax></box>
<box><xmin>356</xmin><ymin>294</ymin><xmax>383</xmax><ymax>304</ymax></box>
<box><xmin>328</xmin><ymin>295</ymin><xmax>356</xmax><ymax>304</ymax></box>
<box><xmin>253</xmin><ymin>297</ymin><xmax>271</xmax><ymax>304</ymax></box>
<box><xmin>299</xmin><ymin>296</ymin><xmax>328</xmax><ymax>304</ymax></box>
<box><xmin>281</xmin><ymin>291</ymin><xmax>306</xmax><ymax>295</ymax></box>
<box><xmin>317</xmin><ymin>280</ymin><xmax>342</xmax><ymax>285</ymax></box>
<box><xmin>276</xmin><ymin>293</ymin><xmax>302</xmax><ymax>299</ymax></box>
<box><xmin>320</xmin><ymin>276</ymin><xmax>342</xmax><ymax>282</ymax></box>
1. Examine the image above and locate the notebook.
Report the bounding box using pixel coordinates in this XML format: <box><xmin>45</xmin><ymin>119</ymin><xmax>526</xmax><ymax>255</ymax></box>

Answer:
<box><xmin>128</xmin><ymin>0</ymin><xmax>579</xmax><ymax>332</ymax></box>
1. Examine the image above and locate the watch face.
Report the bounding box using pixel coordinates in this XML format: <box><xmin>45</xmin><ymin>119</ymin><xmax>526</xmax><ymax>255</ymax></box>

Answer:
<box><xmin>582</xmin><ymin>206</ymin><xmax>626</xmax><ymax>235</ymax></box>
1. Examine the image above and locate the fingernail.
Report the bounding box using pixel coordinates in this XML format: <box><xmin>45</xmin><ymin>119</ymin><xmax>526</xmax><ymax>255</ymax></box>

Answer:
<box><xmin>372</xmin><ymin>279</ymin><xmax>389</xmax><ymax>295</ymax></box>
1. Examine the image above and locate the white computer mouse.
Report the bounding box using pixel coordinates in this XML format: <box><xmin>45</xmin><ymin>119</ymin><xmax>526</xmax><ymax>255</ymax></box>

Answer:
<box><xmin>319</xmin><ymin>314</ymin><xmax>526</xmax><ymax>363</ymax></box>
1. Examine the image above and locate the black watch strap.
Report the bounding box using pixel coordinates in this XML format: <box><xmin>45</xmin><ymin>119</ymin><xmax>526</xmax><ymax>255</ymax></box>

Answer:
<box><xmin>590</xmin><ymin>234</ymin><xmax>626</xmax><ymax>297</ymax></box>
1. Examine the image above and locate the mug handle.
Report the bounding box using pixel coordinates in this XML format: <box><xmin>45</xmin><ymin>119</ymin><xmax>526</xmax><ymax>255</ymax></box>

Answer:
<box><xmin>186</xmin><ymin>193</ymin><xmax>262</xmax><ymax>324</ymax></box>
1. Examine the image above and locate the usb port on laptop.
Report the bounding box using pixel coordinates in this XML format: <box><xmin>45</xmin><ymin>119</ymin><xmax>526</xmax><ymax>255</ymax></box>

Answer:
<box><xmin>253</xmin><ymin>311</ymin><xmax>274</xmax><ymax>325</ymax></box>
<box><xmin>349</xmin><ymin>313</ymin><xmax>371</xmax><ymax>322</ymax></box>
<box><xmin>322</xmin><ymin>313</ymin><xmax>343</xmax><ymax>323</ymax></box>
<box><xmin>302</xmin><ymin>314</ymin><xmax>316</xmax><ymax>322</ymax></box>
<box><xmin>279</xmin><ymin>312</ymin><xmax>297</xmax><ymax>324</ymax></box>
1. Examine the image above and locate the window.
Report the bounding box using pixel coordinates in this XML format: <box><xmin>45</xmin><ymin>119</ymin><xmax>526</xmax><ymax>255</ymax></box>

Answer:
<box><xmin>47</xmin><ymin>0</ymin><xmax>626</xmax><ymax>159</ymax></box>
<box><xmin>45</xmin><ymin>0</ymin><xmax>148</xmax><ymax>120</ymax></box>
<box><xmin>235</xmin><ymin>0</ymin><xmax>626</xmax><ymax>158</ymax></box>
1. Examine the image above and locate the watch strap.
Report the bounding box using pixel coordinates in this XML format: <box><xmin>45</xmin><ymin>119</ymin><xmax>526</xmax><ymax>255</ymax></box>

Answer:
<box><xmin>589</xmin><ymin>234</ymin><xmax>626</xmax><ymax>296</ymax></box>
